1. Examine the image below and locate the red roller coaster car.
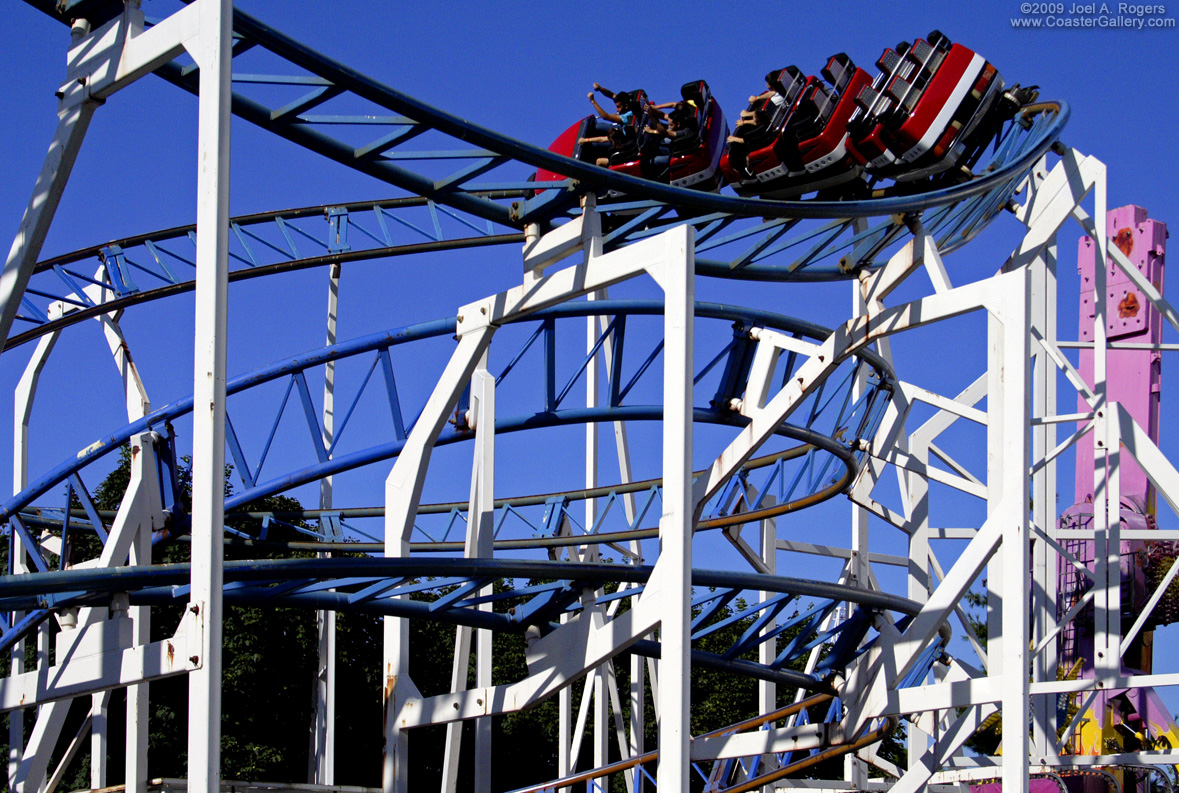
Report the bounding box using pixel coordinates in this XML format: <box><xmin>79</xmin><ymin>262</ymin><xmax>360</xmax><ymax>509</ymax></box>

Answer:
<box><xmin>535</xmin><ymin>34</ymin><xmax>1033</xmax><ymax>200</ymax></box>
<box><xmin>719</xmin><ymin>57</ymin><xmax>872</xmax><ymax>198</ymax></box>
<box><xmin>537</xmin><ymin>81</ymin><xmax>728</xmax><ymax>193</ymax></box>
<box><xmin>847</xmin><ymin>31</ymin><xmax>1033</xmax><ymax>184</ymax></box>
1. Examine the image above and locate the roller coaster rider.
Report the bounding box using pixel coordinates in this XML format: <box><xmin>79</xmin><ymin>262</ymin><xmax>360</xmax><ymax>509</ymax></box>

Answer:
<box><xmin>588</xmin><ymin>83</ymin><xmax>639</xmax><ymax>127</ymax></box>
<box><xmin>726</xmin><ymin>71</ymin><xmax>790</xmax><ymax>179</ymax></box>
<box><xmin>581</xmin><ymin>84</ymin><xmax>641</xmax><ymax>163</ymax></box>
<box><xmin>644</xmin><ymin>101</ymin><xmax>699</xmax><ymax>178</ymax></box>
<box><xmin>741</xmin><ymin>71</ymin><xmax>790</xmax><ymax>122</ymax></box>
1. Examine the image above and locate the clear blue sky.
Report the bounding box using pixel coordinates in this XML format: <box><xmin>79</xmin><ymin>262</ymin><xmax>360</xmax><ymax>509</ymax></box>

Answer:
<box><xmin>1</xmin><ymin>0</ymin><xmax>1178</xmax><ymax>704</ymax></box>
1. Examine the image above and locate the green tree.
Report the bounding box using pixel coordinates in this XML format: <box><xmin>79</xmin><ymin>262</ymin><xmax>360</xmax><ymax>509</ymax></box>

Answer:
<box><xmin>2</xmin><ymin>445</ymin><xmax>385</xmax><ymax>790</ymax></box>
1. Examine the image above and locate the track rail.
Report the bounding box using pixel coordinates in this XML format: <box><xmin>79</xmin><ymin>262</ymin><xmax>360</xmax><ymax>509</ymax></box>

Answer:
<box><xmin>0</xmin><ymin>557</ymin><xmax>943</xmax><ymax>696</ymax></box>
<box><xmin>2</xmin><ymin>302</ymin><xmax>892</xmax><ymax>541</ymax></box>
<box><xmin>10</xmin><ymin>0</ymin><xmax>1068</xmax><ymax>347</ymax></box>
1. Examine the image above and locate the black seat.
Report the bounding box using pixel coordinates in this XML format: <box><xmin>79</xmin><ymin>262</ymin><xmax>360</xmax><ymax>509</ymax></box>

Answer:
<box><xmin>822</xmin><ymin>53</ymin><xmax>855</xmax><ymax>93</ymax></box>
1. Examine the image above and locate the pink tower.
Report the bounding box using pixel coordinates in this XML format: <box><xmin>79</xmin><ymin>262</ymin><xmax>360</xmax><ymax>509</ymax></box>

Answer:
<box><xmin>1055</xmin><ymin>207</ymin><xmax>1175</xmax><ymax>781</ymax></box>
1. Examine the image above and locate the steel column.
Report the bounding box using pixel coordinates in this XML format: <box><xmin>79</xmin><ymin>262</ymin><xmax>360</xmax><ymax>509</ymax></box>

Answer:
<box><xmin>312</xmin><ymin>261</ymin><xmax>341</xmax><ymax>786</ymax></box>
<box><xmin>471</xmin><ymin>363</ymin><xmax>495</xmax><ymax>793</ymax></box>
<box><xmin>185</xmin><ymin>2</ymin><xmax>233</xmax><ymax>792</ymax></box>
<box><xmin>584</xmin><ymin>201</ymin><xmax>611</xmax><ymax>793</ymax></box>
<box><xmin>757</xmin><ymin>487</ymin><xmax>779</xmax><ymax>790</ymax></box>
<box><xmin>0</xmin><ymin>71</ymin><xmax>96</xmax><ymax>350</ymax></box>
<box><xmin>1030</xmin><ymin>239</ymin><xmax>1060</xmax><ymax>757</ymax></box>
<box><xmin>9</xmin><ymin>330</ymin><xmax>58</xmax><ymax>790</ymax></box>
<box><xmin>995</xmin><ymin>270</ymin><xmax>1033</xmax><ymax>793</ymax></box>
<box><xmin>655</xmin><ymin>224</ymin><xmax>695</xmax><ymax>792</ymax></box>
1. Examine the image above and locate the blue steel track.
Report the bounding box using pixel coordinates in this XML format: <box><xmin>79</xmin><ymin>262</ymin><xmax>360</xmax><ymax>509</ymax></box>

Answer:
<box><xmin>4</xmin><ymin>2</ymin><xmax>1067</xmax><ymax>778</ymax></box>
<box><xmin>8</xmin><ymin>0</ymin><xmax>1068</xmax><ymax>347</ymax></box>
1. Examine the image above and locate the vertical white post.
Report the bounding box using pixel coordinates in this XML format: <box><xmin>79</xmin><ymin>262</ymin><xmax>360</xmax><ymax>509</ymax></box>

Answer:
<box><xmin>1030</xmin><ymin>243</ymin><xmax>1059</xmax><ymax>758</ymax></box>
<box><xmin>125</xmin><ymin>516</ymin><xmax>151</xmax><ymax>793</ymax></box>
<box><xmin>905</xmin><ymin>239</ymin><xmax>933</xmax><ymax>772</ymax></box>
<box><xmin>439</xmin><ymin>626</ymin><xmax>470</xmax><ymax>793</ymax></box>
<box><xmin>470</xmin><ymin>364</ymin><xmax>495</xmax><ymax>793</ymax></box>
<box><xmin>656</xmin><ymin>225</ymin><xmax>694</xmax><ymax>793</ymax></box>
<box><xmin>186</xmin><ymin>1</ymin><xmax>232</xmax><ymax>791</ymax></box>
<box><xmin>849</xmin><ymin>274</ymin><xmax>875</xmax><ymax>790</ymax></box>
<box><xmin>584</xmin><ymin>195</ymin><xmax>609</xmax><ymax>789</ymax></box>
<box><xmin>90</xmin><ymin>693</ymin><xmax>109</xmax><ymax>789</ymax></box>
<box><xmin>848</xmin><ymin>281</ymin><xmax>874</xmax><ymax>783</ymax></box>
<box><xmin>383</xmin><ymin>603</ymin><xmax>410</xmax><ymax>793</ymax></box>
<box><xmin>96</xmin><ymin>314</ymin><xmax>153</xmax><ymax>793</ymax></box>
<box><xmin>995</xmin><ymin>271</ymin><xmax>1032</xmax><ymax>793</ymax></box>
<box><xmin>1088</xmin><ymin>169</ymin><xmax>1121</xmax><ymax>682</ymax></box>
<box><xmin>313</xmin><ymin>262</ymin><xmax>340</xmax><ymax>786</ymax></box>
<box><xmin>558</xmin><ymin>683</ymin><xmax>571</xmax><ymax>791</ymax></box>
<box><xmin>15</xmin><ymin>704</ymin><xmax>69</xmax><ymax>793</ymax></box>
<box><xmin>597</xmin><ymin>276</ymin><xmax>646</xmax><ymax>792</ymax></box>
<box><xmin>756</xmin><ymin>487</ymin><xmax>778</xmax><ymax>788</ymax></box>
<box><xmin>850</xmin><ymin>285</ymin><xmax>872</xmax><ymax>594</ymax></box>
<box><xmin>628</xmin><ymin>652</ymin><xmax>645</xmax><ymax>793</ymax></box>
<box><xmin>1096</xmin><ymin>400</ymin><xmax>1122</xmax><ymax>678</ymax></box>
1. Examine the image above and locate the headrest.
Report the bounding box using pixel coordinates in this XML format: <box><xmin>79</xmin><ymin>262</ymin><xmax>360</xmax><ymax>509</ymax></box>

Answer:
<box><xmin>822</xmin><ymin>53</ymin><xmax>854</xmax><ymax>91</ymax></box>
<box><xmin>680</xmin><ymin>80</ymin><xmax>709</xmax><ymax>108</ymax></box>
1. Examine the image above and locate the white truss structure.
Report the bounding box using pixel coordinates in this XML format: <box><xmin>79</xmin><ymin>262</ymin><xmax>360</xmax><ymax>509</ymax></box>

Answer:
<box><xmin>2</xmin><ymin>2</ymin><xmax>1177</xmax><ymax>792</ymax></box>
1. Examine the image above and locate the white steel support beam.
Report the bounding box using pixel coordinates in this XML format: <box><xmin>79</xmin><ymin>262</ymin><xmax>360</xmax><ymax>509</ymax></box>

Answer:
<box><xmin>125</xmin><ymin>520</ymin><xmax>150</xmax><ymax>793</ymax></box>
<box><xmin>1</xmin><ymin>0</ymin><xmax>207</xmax><ymax>351</ymax></box>
<box><xmin>1086</xmin><ymin>165</ymin><xmax>1121</xmax><ymax>686</ymax></box>
<box><xmin>388</xmin><ymin>226</ymin><xmax>695</xmax><ymax>788</ymax></box>
<box><xmin>1113</xmin><ymin>403</ymin><xmax>1179</xmax><ymax>518</ymax></box>
<box><xmin>0</xmin><ymin>95</ymin><xmax>95</xmax><ymax>351</ymax></box>
<box><xmin>558</xmin><ymin>645</ymin><xmax>571</xmax><ymax>793</ymax></box>
<box><xmin>13</xmin><ymin>701</ymin><xmax>69</xmax><ymax>793</ymax></box>
<box><xmin>904</xmin><ymin>443</ymin><xmax>931</xmax><ymax>772</ymax></box>
<box><xmin>381</xmin><ymin>219</ymin><xmax>688</xmax><ymax>782</ymax></box>
<box><xmin>654</xmin><ymin>225</ymin><xmax>695</xmax><ymax>793</ymax></box>
<box><xmin>14</xmin><ymin>330</ymin><xmax>60</xmax><ymax>495</ymax></box>
<box><xmin>1007</xmin><ymin>150</ymin><xmax>1100</xmax><ymax>271</ymax></box>
<box><xmin>313</xmin><ymin>262</ymin><xmax>341</xmax><ymax>786</ymax></box>
<box><xmin>11</xmin><ymin>309</ymin><xmax>155</xmax><ymax>793</ymax></box>
<box><xmin>1030</xmin><ymin>241</ymin><xmax>1059</xmax><ymax>756</ymax></box>
<box><xmin>598</xmin><ymin>293</ymin><xmax>645</xmax><ymax>793</ymax></box>
<box><xmin>439</xmin><ymin>624</ymin><xmax>471</xmax><ymax>793</ymax></box>
<box><xmin>839</xmin><ymin>273</ymin><xmax>1029</xmax><ymax>739</ymax></box>
<box><xmin>12</xmin><ymin>431</ymin><xmax>169</xmax><ymax>793</ymax></box>
<box><xmin>48</xmin><ymin>712</ymin><xmax>92</xmax><ymax>793</ymax></box>
<box><xmin>10</xmin><ymin>329</ymin><xmax>59</xmax><ymax>790</ymax></box>
<box><xmin>584</xmin><ymin>201</ymin><xmax>610</xmax><ymax>792</ymax></box>
<box><xmin>383</xmin><ymin>328</ymin><xmax>489</xmax><ymax>793</ymax></box>
<box><xmin>471</xmin><ymin>365</ymin><xmax>495</xmax><ymax>793</ymax></box>
<box><xmin>692</xmin><ymin>722</ymin><xmax>835</xmax><ymax>761</ymax></box>
<box><xmin>414</xmin><ymin>362</ymin><xmax>497</xmax><ymax>793</ymax></box>
<box><xmin>889</xmin><ymin>704</ymin><xmax>998</xmax><ymax>793</ymax></box>
<box><xmin>98</xmin><ymin>314</ymin><xmax>151</xmax><ymax>422</ymax></box>
<box><xmin>436</xmin><ymin>348</ymin><xmax>493</xmax><ymax>793</ymax></box>
<box><xmin>995</xmin><ymin>271</ymin><xmax>1032</xmax><ymax>793</ymax></box>
<box><xmin>96</xmin><ymin>309</ymin><xmax>153</xmax><ymax>793</ymax></box>
<box><xmin>65</xmin><ymin>3</ymin><xmax>198</xmax><ymax>102</ymax></box>
<box><xmin>184</xmin><ymin>2</ymin><xmax>232</xmax><ymax>793</ymax></box>
<box><xmin>384</xmin><ymin>212</ymin><xmax>685</xmax><ymax>791</ymax></box>
<box><xmin>850</xmin><ymin>279</ymin><xmax>875</xmax><ymax>628</ymax></box>
<box><xmin>90</xmin><ymin>691</ymin><xmax>109</xmax><ymax>789</ymax></box>
<box><xmin>0</xmin><ymin>613</ymin><xmax>198</xmax><ymax>713</ymax></box>
<box><xmin>601</xmin><ymin>303</ymin><xmax>646</xmax><ymax>792</ymax></box>
<box><xmin>757</xmin><ymin>487</ymin><xmax>779</xmax><ymax>789</ymax></box>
